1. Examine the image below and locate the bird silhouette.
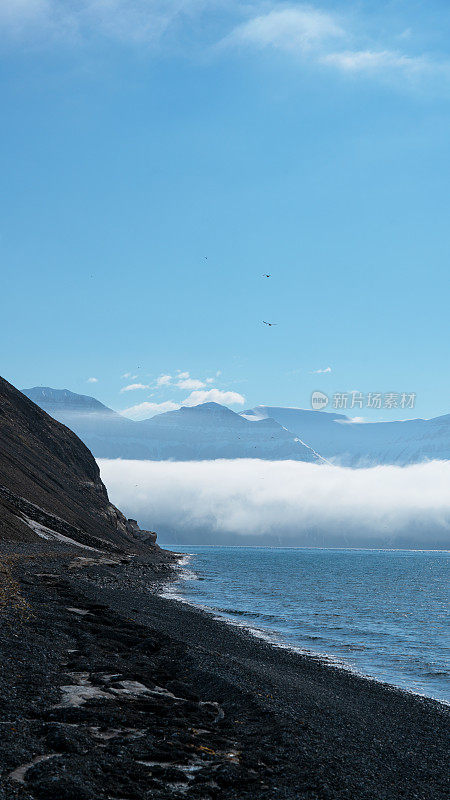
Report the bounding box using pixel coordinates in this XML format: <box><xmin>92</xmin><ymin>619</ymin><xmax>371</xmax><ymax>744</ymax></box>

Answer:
<box><xmin>263</xmin><ymin>321</ymin><xmax>277</xmax><ymax>327</ymax></box>
<box><xmin>262</xmin><ymin>273</ymin><xmax>271</xmax><ymax>278</ymax></box>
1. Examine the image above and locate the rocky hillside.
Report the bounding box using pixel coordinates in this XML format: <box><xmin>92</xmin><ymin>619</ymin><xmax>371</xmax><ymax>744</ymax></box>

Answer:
<box><xmin>0</xmin><ymin>376</ymin><xmax>153</xmax><ymax>551</ymax></box>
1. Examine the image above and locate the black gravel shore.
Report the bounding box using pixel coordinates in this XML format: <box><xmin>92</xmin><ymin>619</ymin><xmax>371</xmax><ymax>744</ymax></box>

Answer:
<box><xmin>0</xmin><ymin>543</ymin><xmax>448</xmax><ymax>800</ymax></box>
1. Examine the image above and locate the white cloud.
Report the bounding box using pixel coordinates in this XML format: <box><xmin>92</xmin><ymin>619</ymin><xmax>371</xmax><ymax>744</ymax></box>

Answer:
<box><xmin>223</xmin><ymin>4</ymin><xmax>448</xmax><ymax>83</ymax></box>
<box><xmin>337</xmin><ymin>416</ymin><xmax>380</xmax><ymax>425</ymax></box>
<box><xmin>206</xmin><ymin>377</ymin><xmax>215</xmax><ymax>384</ymax></box>
<box><xmin>156</xmin><ymin>374</ymin><xmax>172</xmax><ymax>387</ymax></box>
<box><xmin>177</xmin><ymin>378</ymin><xmax>206</xmax><ymax>390</ymax></box>
<box><xmin>3</xmin><ymin>1</ymin><xmax>446</xmax><ymax>87</ymax></box>
<box><xmin>87</xmin><ymin>376</ymin><xmax>98</xmax><ymax>383</ymax></box>
<box><xmin>182</xmin><ymin>388</ymin><xmax>245</xmax><ymax>406</ymax></box>
<box><xmin>156</xmin><ymin>372</ymin><xmax>214</xmax><ymax>390</ymax></box>
<box><xmin>123</xmin><ymin>400</ymin><xmax>180</xmax><ymax>419</ymax></box>
<box><xmin>321</xmin><ymin>49</ymin><xmax>430</xmax><ymax>75</ymax></box>
<box><xmin>122</xmin><ymin>372</ymin><xmax>138</xmax><ymax>380</ymax></box>
<box><xmin>120</xmin><ymin>382</ymin><xmax>150</xmax><ymax>393</ymax></box>
<box><xmin>312</xmin><ymin>366</ymin><xmax>332</xmax><ymax>374</ymax></box>
<box><xmin>98</xmin><ymin>458</ymin><xmax>450</xmax><ymax>548</ymax></box>
<box><xmin>226</xmin><ymin>6</ymin><xmax>343</xmax><ymax>53</ymax></box>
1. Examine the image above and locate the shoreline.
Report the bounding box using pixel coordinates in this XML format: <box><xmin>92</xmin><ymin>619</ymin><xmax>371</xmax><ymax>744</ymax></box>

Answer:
<box><xmin>1</xmin><ymin>543</ymin><xmax>449</xmax><ymax>799</ymax></box>
<box><xmin>164</xmin><ymin>586</ymin><xmax>450</xmax><ymax>711</ymax></box>
<box><xmin>161</xmin><ymin>543</ymin><xmax>450</xmax><ymax>552</ymax></box>
<box><xmin>162</xmin><ymin>547</ymin><xmax>450</xmax><ymax>707</ymax></box>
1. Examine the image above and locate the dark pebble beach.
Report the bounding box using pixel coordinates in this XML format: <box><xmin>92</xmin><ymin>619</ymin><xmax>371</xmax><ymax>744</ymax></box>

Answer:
<box><xmin>0</xmin><ymin>541</ymin><xmax>448</xmax><ymax>800</ymax></box>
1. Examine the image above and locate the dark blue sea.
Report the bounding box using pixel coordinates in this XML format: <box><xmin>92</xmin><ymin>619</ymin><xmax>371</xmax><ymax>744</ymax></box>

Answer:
<box><xmin>162</xmin><ymin>546</ymin><xmax>449</xmax><ymax>703</ymax></box>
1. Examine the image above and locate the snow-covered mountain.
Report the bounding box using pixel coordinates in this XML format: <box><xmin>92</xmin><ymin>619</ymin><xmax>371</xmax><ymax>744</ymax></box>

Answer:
<box><xmin>23</xmin><ymin>389</ymin><xmax>322</xmax><ymax>463</ymax></box>
<box><xmin>23</xmin><ymin>388</ymin><xmax>450</xmax><ymax>465</ymax></box>
<box><xmin>242</xmin><ymin>406</ymin><xmax>450</xmax><ymax>466</ymax></box>
<box><xmin>138</xmin><ymin>402</ymin><xmax>321</xmax><ymax>461</ymax></box>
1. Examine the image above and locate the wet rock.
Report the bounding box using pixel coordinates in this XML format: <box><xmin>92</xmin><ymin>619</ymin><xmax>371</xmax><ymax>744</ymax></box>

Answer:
<box><xmin>42</xmin><ymin>725</ymin><xmax>91</xmax><ymax>754</ymax></box>
<box><xmin>31</xmin><ymin>776</ymin><xmax>95</xmax><ymax>800</ymax></box>
<box><xmin>165</xmin><ymin>680</ymin><xmax>200</xmax><ymax>702</ymax></box>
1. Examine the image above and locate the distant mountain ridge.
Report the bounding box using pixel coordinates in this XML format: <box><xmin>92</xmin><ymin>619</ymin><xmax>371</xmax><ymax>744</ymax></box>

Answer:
<box><xmin>25</xmin><ymin>386</ymin><xmax>113</xmax><ymax>413</ymax></box>
<box><xmin>23</xmin><ymin>389</ymin><xmax>322</xmax><ymax>463</ymax></box>
<box><xmin>22</xmin><ymin>387</ymin><xmax>450</xmax><ymax>466</ymax></box>
<box><xmin>242</xmin><ymin>405</ymin><xmax>450</xmax><ymax>466</ymax></box>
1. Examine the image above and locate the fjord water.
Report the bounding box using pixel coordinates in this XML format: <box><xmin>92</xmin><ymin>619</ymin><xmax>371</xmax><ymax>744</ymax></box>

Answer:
<box><xmin>164</xmin><ymin>546</ymin><xmax>449</xmax><ymax>703</ymax></box>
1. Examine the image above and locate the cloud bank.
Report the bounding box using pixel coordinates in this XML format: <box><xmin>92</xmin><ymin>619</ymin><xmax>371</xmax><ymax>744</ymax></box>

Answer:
<box><xmin>98</xmin><ymin>458</ymin><xmax>450</xmax><ymax>548</ymax></box>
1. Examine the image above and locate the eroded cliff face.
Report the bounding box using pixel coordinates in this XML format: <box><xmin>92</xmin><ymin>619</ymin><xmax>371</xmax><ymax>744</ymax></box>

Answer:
<box><xmin>0</xmin><ymin>376</ymin><xmax>153</xmax><ymax>551</ymax></box>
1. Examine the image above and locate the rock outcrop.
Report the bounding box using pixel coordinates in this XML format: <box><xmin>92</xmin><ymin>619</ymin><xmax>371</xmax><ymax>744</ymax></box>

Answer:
<box><xmin>0</xmin><ymin>376</ymin><xmax>153</xmax><ymax>551</ymax></box>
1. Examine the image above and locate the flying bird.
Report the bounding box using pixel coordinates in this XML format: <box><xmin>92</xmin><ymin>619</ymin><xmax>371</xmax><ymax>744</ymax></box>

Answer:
<box><xmin>262</xmin><ymin>273</ymin><xmax>271</xmax><ymax>278</ymax></box>
<box><xmin>263</xmin><ymin>321</ymin><xmax>277</xmax><ymax>327</ymax></box>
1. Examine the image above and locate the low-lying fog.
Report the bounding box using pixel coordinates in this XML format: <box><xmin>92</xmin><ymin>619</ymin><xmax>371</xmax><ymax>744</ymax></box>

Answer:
<box><xmin>98</xmin><ymin>459</ymin><xmax>450</xmax><ymax>549</ymax></box>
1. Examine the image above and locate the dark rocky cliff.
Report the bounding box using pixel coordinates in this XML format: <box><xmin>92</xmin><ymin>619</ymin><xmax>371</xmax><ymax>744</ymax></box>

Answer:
<box><xmin>0</xmin><ymin>376</ymin><xmax>152</xmax><ymax>551</ymax></box>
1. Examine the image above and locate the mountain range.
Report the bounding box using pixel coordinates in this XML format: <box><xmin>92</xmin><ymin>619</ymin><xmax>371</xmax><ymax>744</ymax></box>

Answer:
<box><xmin>242</xmin><ymin>406</ymin><xmax>450</xmax><ymax>466</ymax></box>
<box><xmin>22</xmin><ymin>387</ymin><xmax>450</xmax><ymax>466</ymax></box>
<box><xmin>23</xmin><ymin>388</ymin><xmax>322</xmax><ymax>463</ymax></box>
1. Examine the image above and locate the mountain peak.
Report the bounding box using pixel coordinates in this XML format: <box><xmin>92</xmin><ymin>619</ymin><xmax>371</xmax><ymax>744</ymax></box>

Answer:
<box><xmin>179</xmin><ymin>402</ymin><xmax>240</xmax><ymax>416</ymax></box>
<box><xmin>145</xmin><ymin>402</ymin><xmax>247</xmax><ymax>428</ymax></box>
<box><xmin>23</xmin><ymin>387</ymin><xmax>114</xmax><ymax>414</ymax></box>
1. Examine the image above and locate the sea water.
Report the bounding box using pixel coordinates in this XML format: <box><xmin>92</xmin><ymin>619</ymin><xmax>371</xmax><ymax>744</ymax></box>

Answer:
<box><xmin>162</xmin><ymin>546</ymin><xmax>449</xmax><ymax>703</ymax></box>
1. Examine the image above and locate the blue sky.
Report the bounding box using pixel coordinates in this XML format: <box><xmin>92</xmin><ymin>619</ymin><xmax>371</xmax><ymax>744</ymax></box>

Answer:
<box><xmin>1</xmin><ymin>1</ymin><xmax>449</xmax><ymax>421</ymax></box>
